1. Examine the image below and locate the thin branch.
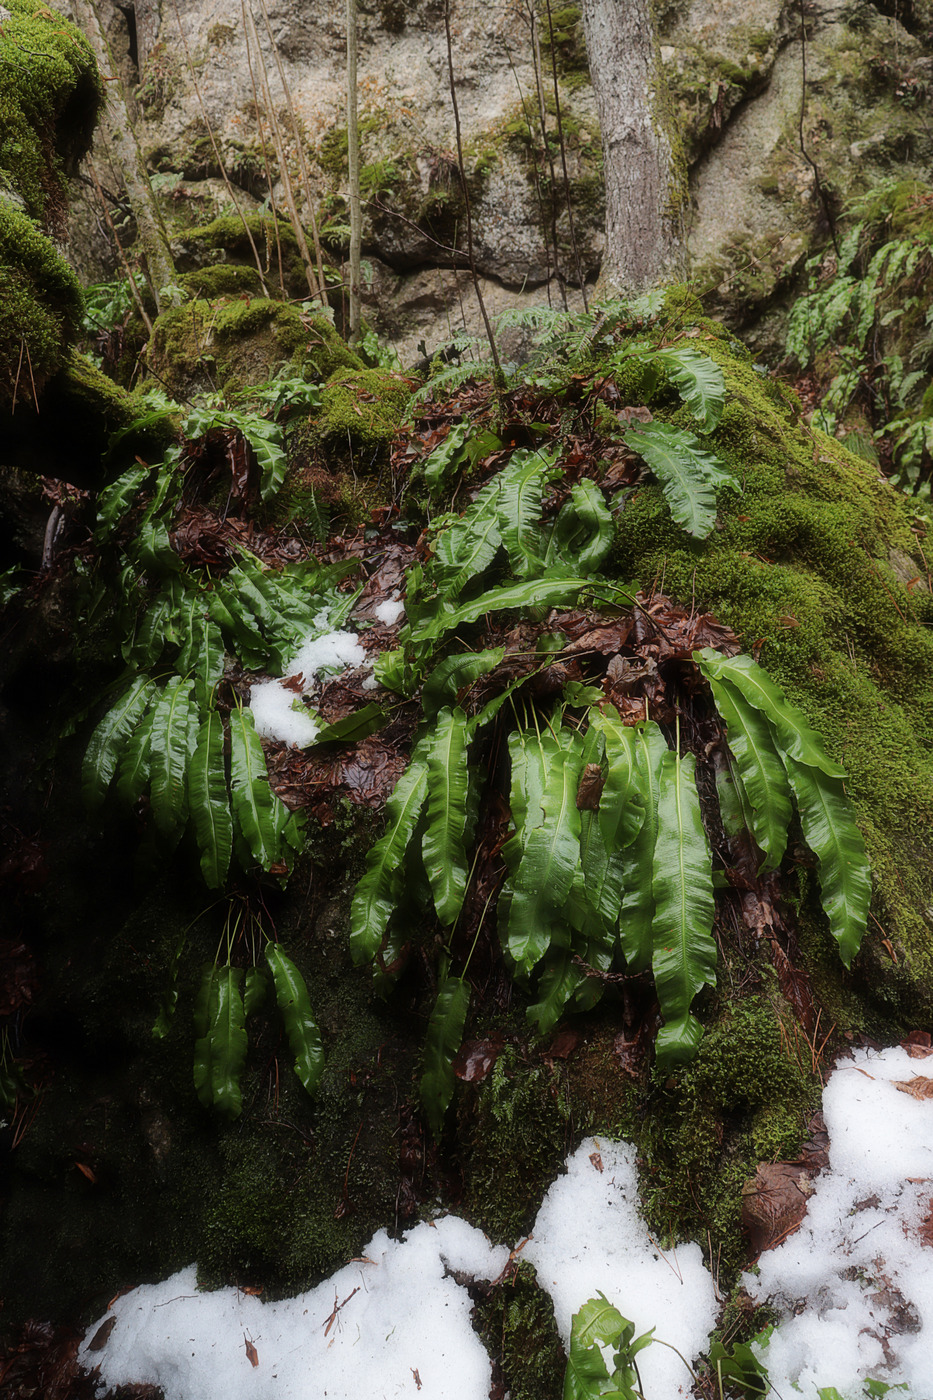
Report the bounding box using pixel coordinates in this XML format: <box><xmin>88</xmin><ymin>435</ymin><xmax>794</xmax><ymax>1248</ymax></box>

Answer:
<box><xmin>243</xmin><ymin>4</ymin><xmax>318</xmax><ymax>300</ymax></box>
<box><xmin>443</xmin><ymin>0</ymin><xmax>501</xmax><ymax>376</ymax></box>
<box><xmin>87</xmin><ymin>157</ymin><xmax>153</xmax><ymax>333</ymax></box>
<box><xmin>241</xmin><ymin>1</ymin><xmax>286</xmax><ymax>299</ymax></box>
<box><xmin>544</xmin><ymin>0</ymin><xmax>588</xmax><ymax>309</ymax></box>
<box><xmin>529</xmin><ymin>5</ymin><xmax>568</xmax><ymax>311</ymax></box>
<box><xmin>256</xmin><ymin>0</ymin><xmax>329</xmax><ymax>302</ymax></box>
<box><xmin>169</xmin><ymin>0</ymin><xmax>271</xmax><ymax>295</ymax></box>
<box><xmin>346</xmin><ymin>0</ymin><xmax>362</xmax><ymax>343</ymax></box>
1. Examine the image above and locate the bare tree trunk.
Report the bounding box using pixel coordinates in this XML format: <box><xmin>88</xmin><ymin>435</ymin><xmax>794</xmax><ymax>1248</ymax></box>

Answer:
<box><xmin>579</xmin><ymin>0</ymin><xmax>684</xmax><ymax>297</ymax></box>
<box><xmin>73</xmin><ymin>0</ymin><xmax>179</xmax><ymax>311</ymax></box>
<box><xmin>346</xmin><ymin>0</ymin><xmax>362</xmax><ymax>345</ymax></box>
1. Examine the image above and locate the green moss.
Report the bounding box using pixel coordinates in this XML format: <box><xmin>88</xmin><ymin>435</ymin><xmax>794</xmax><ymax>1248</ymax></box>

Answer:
<box><xmin>609</xmin><ymin>317</ymin><xmax>933</xmax><ymax>1023</ymax></box>
<box><xmin>314</xmin><ymin>366</ymin><xmax>413</xmax><ymax>460</ymax></box>
<box><xmin>539</xmin><ymin>4</ymin><xmax>589</xmax><ymax>90</ymax></box>
<box><xmin>639</xmin><ymin>998</ymin><xmax>815</xmax><ymax>1277</ymax></box>
<box><xmin>147</xmin><ymin>297</ymin><xmax>361</xmax><ymax>398</ymax></box>
<box><xmin>459</xmin><ymin>1045</ymin><xmax>572</xmax><ymax>1243</ymax></box>
<box><xmin>179</xmin><ymin>263</ymin><xmax>265</xmax><ymax>300</ymax></box>
<box><xmin>0</xmin><ymin>0</ymin><xmax>104</xmax><ymax>231</ymax></box>
<box><xmin>473</xmin><ymin>1262</ymin><xmax>565</xmax><ymax>1400</ymax></box>
<box><xmin>173</xmin><ymin>213</ymin><xmax>312</xmax><ymax>301</ymax></box>
<box><xmin>0</xmin><ymin>201</ymin><xmax>84</xmax><ymax>405</ymax></box>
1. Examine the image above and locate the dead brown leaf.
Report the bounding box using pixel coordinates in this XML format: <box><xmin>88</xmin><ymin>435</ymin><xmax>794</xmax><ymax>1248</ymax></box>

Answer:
<box><xmin>244</xmin><ymin>1338</ymin><xmax>259</xmax><ymax>1368</ymax></box>
<box><xmin>894</xmin><ymin>1077</ymin><xmax>933</xmax><ymax>1100</ymax></box>
<box><xmin>903</xmin><ymin>1031</ymin><xmax>933</xmax><ymax>1059</ymax></box>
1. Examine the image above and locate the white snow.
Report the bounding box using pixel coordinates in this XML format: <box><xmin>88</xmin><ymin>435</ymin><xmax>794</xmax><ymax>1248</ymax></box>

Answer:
<box><xmin>747</xmin><ymin>1045</ymin><xmax>933</xmax><ymax>1396</ymax></box>
<box><xmin>80</xmin><ymin>1048</ymin><xmax>933</xmax><ymax>1400</ymax></box>
<box><xmin>248</xmin><ymin>625</ymin><xmax>367</xmax><ymax>747</ymax></box>
<box><xmin>81</xmin><ymin>1219</ymin><xmax>509</xmax><ymax>1400</ymax></box>
<box><xmin>525</xmin><ymin>1138</ymin><xmax>718</xmax><ymax>1397</ymax></box>
<box><xmin>248</xmin><ymin>679</ymin><xmax>320</xmax><ymax>747</ymax></box>
<box><xmin>373</xmin><ymin>596</ymin><xmax>405</xmax><ymax>625</ymax></box>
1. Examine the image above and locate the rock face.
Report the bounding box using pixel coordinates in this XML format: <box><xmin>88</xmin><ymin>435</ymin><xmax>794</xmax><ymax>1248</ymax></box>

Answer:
<box><xmin>53</xmin><ymin>0</ymin><xmax>932</xmax><ymax>360</ymax></box>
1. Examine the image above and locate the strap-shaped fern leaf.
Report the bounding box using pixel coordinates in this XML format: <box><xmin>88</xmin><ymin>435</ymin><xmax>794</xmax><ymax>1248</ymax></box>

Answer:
<box><xmin>94</xmin><ymin>462</ymin><xmax>150</xmax><ymax>542</ymax></box>
<box><xmin>420</xmin><ymin>972</ymin><xmax>470</xmax><ymax>1139</ymax></box>
<box><xmin>422</xmin><ymin>707</ymin><xmax>472</xmax><ymax>926</ymax></box>
<box><xmin>228</xmin><ymin>703</ymin><xmax>292</xmax><ymax>871</ymax></box>
<box><xmin>624</xmin><ymin>421</ymin><xmax>737</xmax><ymax>539</ymax></box>
<box><xmin>699</xmin><ymin>668</ymin><xmax>794</xmax><ymax>871</ymax></box>
<box><xmin>149</xmin><ymin>677</ymin><xmax>199</xmax><ymax>844</ymax></box>
<box><xmin>176</xmin><ymin>597</ymin><xmax>225</xmax><ymax>706</ymax></box>
<box><xmin>407</xmin><ymin>576</ymin><xmax>605</xmax><ymax>644</ymax></box>
<box><xmin>431</xmin><ymin>476</ymin><xmax>503</xmax><ymax>599</ymax></box>
<box><xmin>240</xmin><ymin>415</ymin><xmax>287</xmax><ymax>500</ymax></box>
<box><xmin>783</xmin><ymin>757</ymin><xmax>872</xmax><ymax>967</ymax></box>
<box><xmin>695</xmin><ymin>649</ymin><xmax>845</xmax><ymax>778</ymax></box>
<box><xmin>497</xmin><ymin>448</ymin><xmax>555</xmax><ymax>577</ymax></box>
<box><xmin>548</xmin><ymin>478</ymin><xmax>615</xmax><ymax>576</ymax></box>
<box><xmin>188</xmin><ymin>709</ymin><xmax>233</xmax><ymax>890</ymax></box>
<box><xmin>647</xmin><ymin>347</ymin><xmax>726</xmax><ymax>432</ymax></box>
<box><xmin>651</xmin><ymin>748</ymin><xmax>717</xmax><ymax>1066</ymax></box>
<box><xmin>349</xmin><ymin>738</ymin><xmax>431</xmax><ymax>963</ymax></box>
<box><xmin>618</xmin><ymin>722</ymin><xmax>669</xmax><ymax>972</ymax></box>
<box><xmin>422</xmin><ymin>422</ymin><xmax>469</xmax><ymax>496</ymax></box>
<box><xmin>116</xmin><ymin>694</ymin><xmax>157</xmax><ymax>806</ymax></box>
<box><xmin>574</xmin><ymin>809</ymin><xmax>626</xmax><ymax>952</ymax></box>
<box><xmin>528</xmin><ymin>949</ymin><xmax>587</xmax><ymax>1035</ymax></box>
<box><xmin>590</xmin><ymin>705</ymin><xmax>648</xmax><ymax>852</ymax></box>
<box><xmin>193</xmin><ymin>963</ymin><xmax>247</xmax><ymax>1119</ymax></box>
<box><xmin>266</xmin><ymin>943</ymin><xmax>325</xmax><ymax>1095</ymax></box>
<box><xmin>83</xmin><ymin>676</ymin><xmax>155</xmax><ymax>809</ymax></box>
<box><xmin>422</xmin><ymin>647</ymin><xmax>505</xmax><ymax>720</ymax></box>
<box><xmin>506</xmin><ymin>729</ymin><xmax>585</xmax><ymax>975</ymax></box>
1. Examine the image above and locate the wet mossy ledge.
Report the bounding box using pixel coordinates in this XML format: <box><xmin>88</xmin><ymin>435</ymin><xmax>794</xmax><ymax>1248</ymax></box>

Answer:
<box><xmin>145</xmin><ymin>295</ymin><xmax>360</xmax><ymax>398</ymax></box>
<box><xmin>611</xmin><ymin>298</ymin><xmax>933</xmax><ymax>1027</ymax></box>
<box><xmin>3</xmin><ymin>283</ymin><xmax>933</xmax><ymax>1378</ymax></box>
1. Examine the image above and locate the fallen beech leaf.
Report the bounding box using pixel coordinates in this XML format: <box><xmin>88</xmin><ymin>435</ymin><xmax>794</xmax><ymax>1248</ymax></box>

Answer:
<box><xmin>894</xmin><ymin>1077</ymin><xmax>933</xmax><ymax>1100</ymax></box>
<box><xmin>546</xmin><ymin>1028</ymin><xmax>581</xmax><ymax>1060</ymax></box>
<box><xmin>87</xmin><ymin>1317</ymin><xmax>117</xmax><ymax>1351</ymax></box>
<box><xmin>903</xmin><ymin>1031</ymin><xmax>933</xmax><ymax>1059</ymax></box>
<box><xmin>453</xmin><ymin>1036</ymin><xmax>504</xmax><ymax>1083</ymax></box>
<box><xmin>576</xmin><ymin>763</ymin><xmax>604</xmax><ymax>810</ymax></box>
<box><xmin>75</xmin><ymin>1161</ymin><xmax>96</xmax><ymax>1183</ymax></box>
<box><xmin>239</xmin><ymin>1284</ymin><xmax>263</xmax><ymax>1296</ymax></box>
<box><xmin>411</xmin><ymin>1369</ymin><xmax>422</xmax><ymax>1390</ymax></box>
<box><xmin>244</xmin><ymin>1337</ymin><xmax>259</xmax><ymax>1368</ymax></box>
<box><xmin>742</xmin><ymin>1163</ymin><xmax>814</xmax><ymax>1255</ymax></box>
<box><xmin>589</xmin><ymin>1151</ymin><xmax>603</xmax><ymax>1173</ymax></box>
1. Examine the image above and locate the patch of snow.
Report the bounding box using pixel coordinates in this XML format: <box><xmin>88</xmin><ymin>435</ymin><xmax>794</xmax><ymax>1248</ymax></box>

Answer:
<box><xmin>747</xmin><ymin>1045</ymin><xmax>933</xmax><ymax>1396</ymax></box>
<box><xmin>288</xmin><ymin>630</ymin><xmax>367</xmax><ymax>683</ymax></box>
<box><xmin>373</xmin><ymin>596</ymin><xmax>405</xmax><ymax>625</ymax></box>
<box><xmin>249</xmin><ymin>679</ymin><xmax>320</xmax><ymax>747</ymax></box>
<box><xmin>248</xmin><ymin>626</ymin><xmax>367</xmax><ymax>747</ymax></box>
<box><xmin>81</xmin><ymin>1219</ymin><xmax>509</xmax><ymax>1400</ymax></box>
<box><xmin>525</xmin><ymin>1138</ymin><xmax>718</xmax><ymax>1397</ymax></box>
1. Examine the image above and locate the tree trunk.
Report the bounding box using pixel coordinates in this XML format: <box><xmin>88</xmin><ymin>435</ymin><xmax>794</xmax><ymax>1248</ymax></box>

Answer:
<box><xmin>579</xmin><ymin>0</ymin><xmax>684</xmax><ymax>296</ymax></box>
<box><xmin>72</xmin><ymin>0</ymin><xmax>179</xmax><ymax>312</ymax></box>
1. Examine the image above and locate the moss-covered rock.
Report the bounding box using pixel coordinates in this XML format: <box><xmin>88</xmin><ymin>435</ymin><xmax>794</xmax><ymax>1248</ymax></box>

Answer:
<box><xmin>0</xmin><ymin>0</ymin><xmax>103</xmax><ymax>232</ymax></box>
<box><xmin>145</xmin><ymin>295</ymin><xmax>360</xmax><ymax>398</ymax></box>
<box><xmin>312</xmin><ymin>366</ymin><xmax>413</xmax><ymax>461</ymax></box>
<box><xmin>0</xmin><ymin>1</ymin><xmax>103</xmax><ymax>410</ymax></box>
<box><xmin>0</xmin><ymin>202</ymin><xmax>84</xmax><ymax>406</ymax></box>
<box><xmin>170</xmin><ymin>213</ymin><xmax>316</xmax><ymax>302</ymax></box>
<box><xmin>611</xmin><ymin>298</ymin><xmax>933</xmax><ymax>1026</ymax></box>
